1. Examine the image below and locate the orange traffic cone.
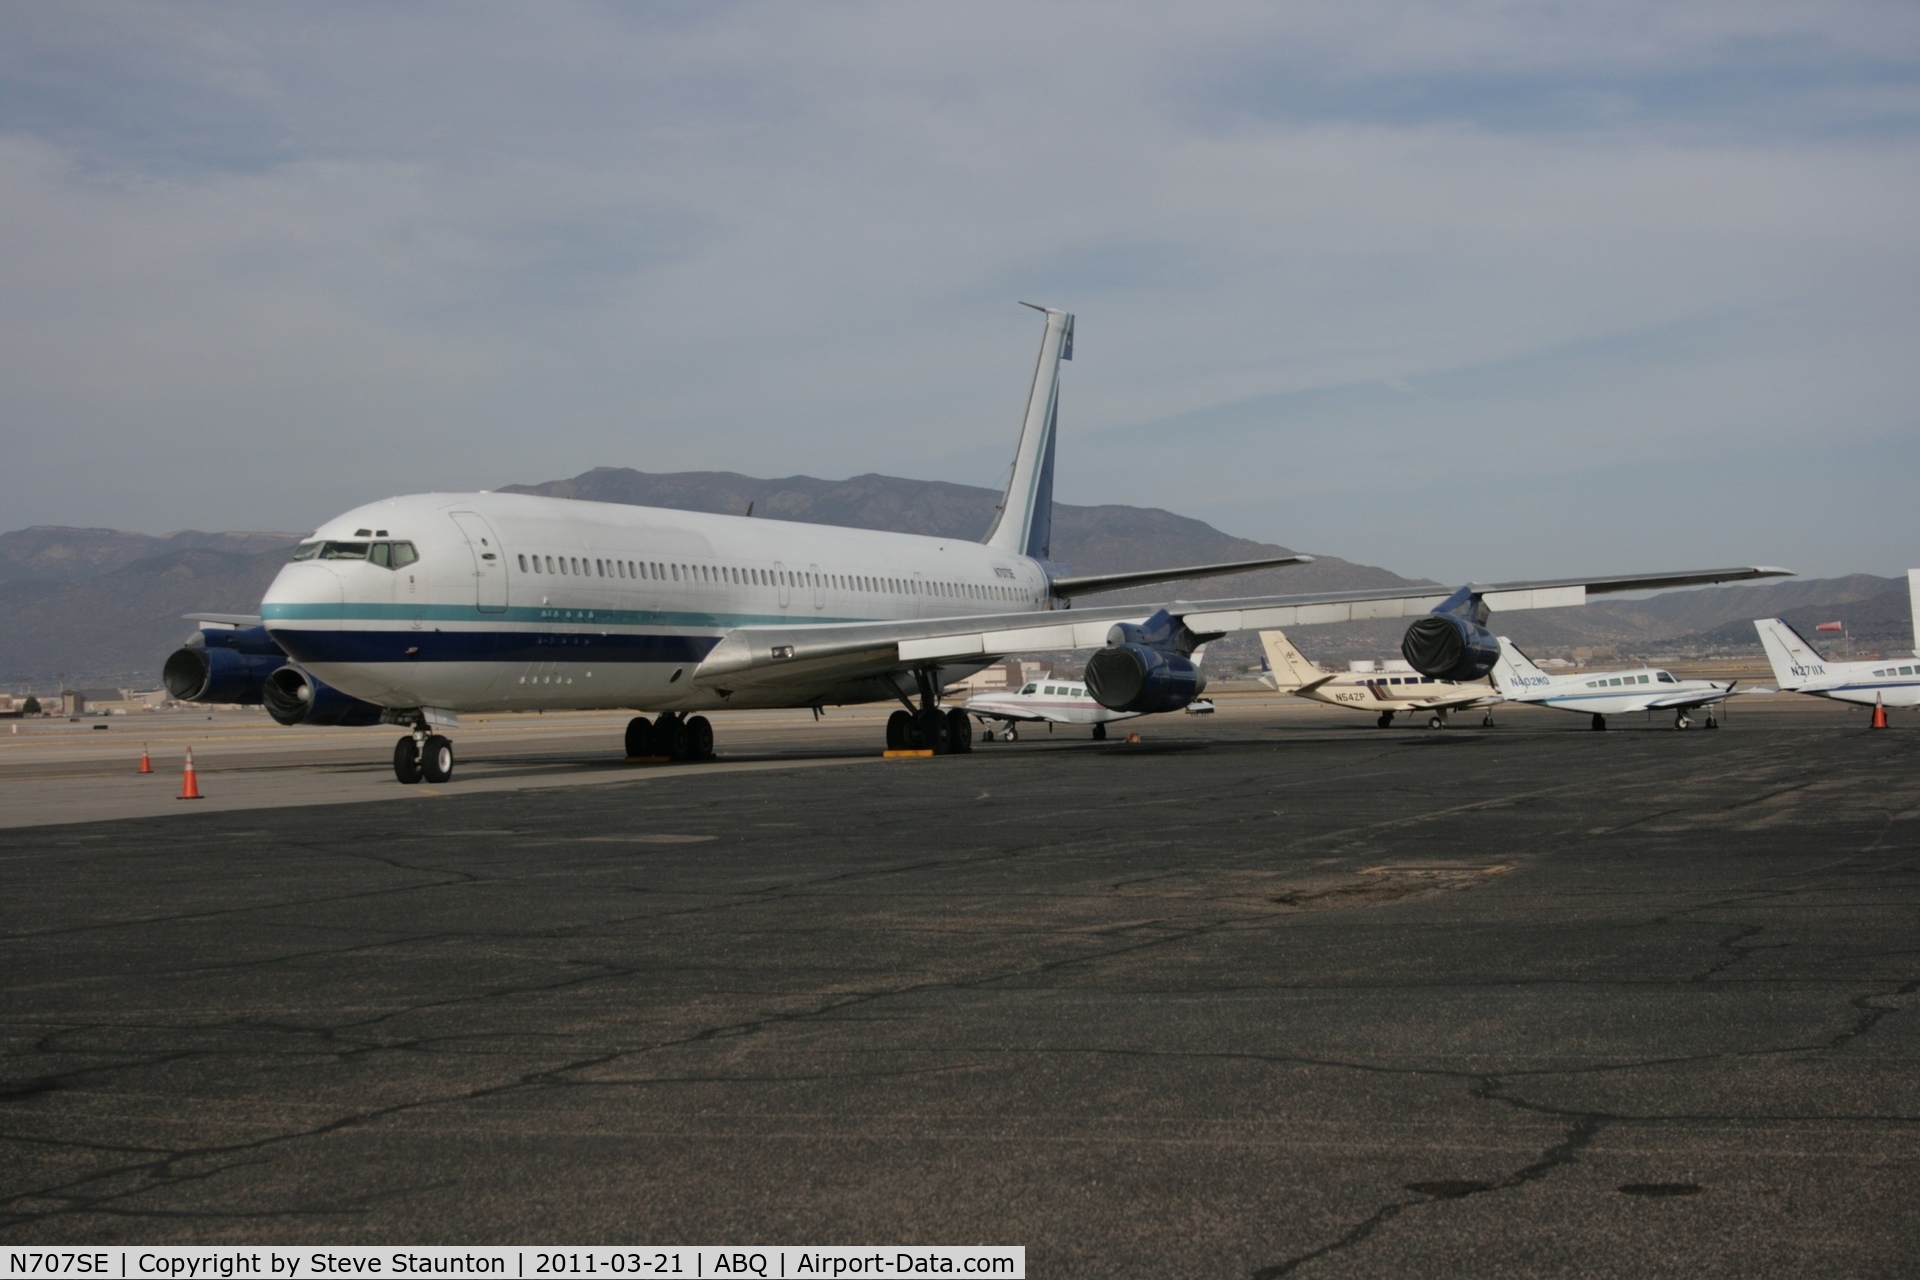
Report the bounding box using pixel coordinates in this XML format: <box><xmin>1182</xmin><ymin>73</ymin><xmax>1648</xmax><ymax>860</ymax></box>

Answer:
<box><xmin>178</xmin><ymin>748</ymin><xmax>203</xmax><ymax>800</ymax></box>
<box><xmin>1871</xmin><ymin>697</ymin><xmax>1889</xmax><ymax>730</ymax></box>
<box><xmin>138</xmin><ymin>744</ymin><xmax>152</xmax><ymax>774</ymax></box>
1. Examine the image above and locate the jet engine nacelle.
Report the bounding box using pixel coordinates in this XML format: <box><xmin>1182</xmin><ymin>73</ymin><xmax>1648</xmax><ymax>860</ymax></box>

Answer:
<box><xmin>1401</xmin><ymin>593</ymin><xmax>1502</xmax><ymax>681</ymax></box>
<box><xmin>1085</xmin><ymin>645</ymin><xmax>1207</xmax><ymax>713</ymax></box>
<box><xmin>262</xmin><ymin>665</ymin><xmax>386</xmax><ymax>727</ymax></box>
<box><xmin>1084</xmin><ymin>609</ymin><xmax>1208</xmax><ymax>714</ymax></box>
<box><xmin>162</xmin><ymin>625</ymin><xmax>287</xmax><ymax>704</ymax></box>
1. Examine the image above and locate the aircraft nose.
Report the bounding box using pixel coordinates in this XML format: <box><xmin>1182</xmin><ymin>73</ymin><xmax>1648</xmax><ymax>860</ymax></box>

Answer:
<box><xmin>263</xmin><ymin>562</ymin><xmax>347</xmax><ymax>621</ymax></box>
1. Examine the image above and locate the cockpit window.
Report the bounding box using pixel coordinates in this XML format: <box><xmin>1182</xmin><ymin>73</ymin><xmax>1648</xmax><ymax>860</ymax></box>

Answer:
<box><xmin>294</xmin><ymin>539</ymin><xmax>416</xmax><ymax>566</ymax></box>
<box><xmin>1020</xmin><ymin>683</ymin><xmax>1038</xmax><ymax>695</ymax></box>
<box><xmin>1656</xmin><ymin>671</ymin><xmax>1676</xmax><ymax>683</ymax></box>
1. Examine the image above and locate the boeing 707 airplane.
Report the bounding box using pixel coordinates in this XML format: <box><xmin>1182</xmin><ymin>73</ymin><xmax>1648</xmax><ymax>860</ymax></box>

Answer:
<box><xmin>164</xmin><ymin>305</ymin><xmax>1791</xmax><ymax>782</ymax></box>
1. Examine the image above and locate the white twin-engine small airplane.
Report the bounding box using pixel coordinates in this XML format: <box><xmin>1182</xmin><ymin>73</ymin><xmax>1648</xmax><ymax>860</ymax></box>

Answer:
<box><xmin>1258</xmin><ymin>629</ymin><xmax>1501</xmax><ymax>728</ymax></box>
<box><xmin>1754</xmin><ymin>570</ymin><xmax>1920</xmax><ymax>718</ymax></box>
<box><xmin>963</xmin><ymin>647</ymin><xmax>1210</xmax><ymax>741</ymax></box>
<box><xmin>1490</xmin><ymin>637</ymin><xmax>1748</xmax><ymax>730</ymax></box>
<box><xmin>163</xmin><ymin>304</ymin><xmax>1792</xmax><ymax>783</ymax></box>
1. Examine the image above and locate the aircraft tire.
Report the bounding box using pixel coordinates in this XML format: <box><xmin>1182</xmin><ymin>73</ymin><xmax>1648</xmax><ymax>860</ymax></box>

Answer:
<box><xmin>1004</xmin><ymin>724</ymin><xmax>1018</xmax><ymax>742</ymax></box>
<box><xmin>918</xmin><ymin>707</ymin><xmax>950</xmax><ymax>755</ymax></box>
<box><xmin>393</xmin><ymin>735</ymin><xmax>423</xmax><ymax>784</ymax></box>
<box><xmin>624</xmin><ymin>716</ymin><xmax>654</xmax><ymax>758</ymax></box>
<box><xmin>886</xmin><ymin>710</ymin><xmax>912</xmax><ymax>750</ymax></box>
<box><xmin>421</xmin><ymin>735</ymin><xmax>454</xmax><ymax>784</ymax></box>
<box><xmin>1377</xmin><ymin>712</ymin><xmax>1394</xmax><ymax>729</ymax></box>
<box><xmin>687</xmin><ymin>715</ymin><xmax>715</xmax><ymax>760</ymax></box>
<box><xmin>1674</xmin><ymin>712</ymin><xmax>1691</xmax><ymax>731</ymax></box>
<box><xmin>1482</xmin><ymin>714</ymin><xmax>1495</xmax><ymax>727</ymax></box>
<box><xmin>1427</xmin><ymin>715</ymin><xmax>1443</xmax><ymax>729</ymax></box>
<box><xmin>1093</xmin><ymin>722</ymin><xmax>1107</xmax><ymax>741</ymax></box>
<box><xmin>657</xmin><ymin>715</ymin><xmax>689</xmax><ymax>759</ymax></box>
<box><xmin>1591</xmin><ymin>714</ymin><xmax>1607</xmax><ymax>732</ymax></box>
<box><xmin>945</xmin><ymin>707</ymin><xmax>972</xmax><ymax>754</ymax></box>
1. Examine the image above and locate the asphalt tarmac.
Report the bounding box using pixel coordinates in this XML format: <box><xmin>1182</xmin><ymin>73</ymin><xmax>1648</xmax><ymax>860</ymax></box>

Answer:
<box><xmin>1</xmin><ymin>695</ymin><xmax>1915</xmax><ymax>1277</ymax></box>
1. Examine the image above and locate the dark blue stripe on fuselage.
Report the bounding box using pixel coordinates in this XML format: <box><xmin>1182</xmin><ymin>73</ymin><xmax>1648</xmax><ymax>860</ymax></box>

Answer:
<box><xmin>272</xmin><ymin>628</ymin><xmax>721</xmax><ymax>666</ymax></box>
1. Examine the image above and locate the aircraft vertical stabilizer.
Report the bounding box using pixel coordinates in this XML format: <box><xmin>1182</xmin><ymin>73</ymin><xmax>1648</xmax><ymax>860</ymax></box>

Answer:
<box><xmin>1490</xmin><ymin>637</ymin><xmax>1549</xmax><ymax>696</ymax></box>
<box><xmin>1259</xmin><ymin>630</ymin><xmax>1322</xmax><ymax>692</ymax></box>
<box><xmin>1908</xmin><ymin>568</ymin><xmax>1919</xmax><ymax>657</ymax></box>
<box><xmin>983</xmin><ymin>306</ymin><xmax>1072</xmax><ymax>561</ymax></box>
<box><xmin>1754</xmin><ymin>618</ymin><xmax>1826</xmax><ymax>689</ymax></box>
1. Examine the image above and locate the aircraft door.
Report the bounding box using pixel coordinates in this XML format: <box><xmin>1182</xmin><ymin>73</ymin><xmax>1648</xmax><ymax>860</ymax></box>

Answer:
<box><xmin>774</xmin><ymin>561</ymin><xmax>790</xmax><ymax>609</ymax></box>
<box><xmin>809</xmin><ymin>563</ymin><xmax>824</xmax><ymax>610</ymax></box>
<box><xmin>448</xmin><ymin>511</ymin><xmax>509</xmax><ymax>613</ymax></box>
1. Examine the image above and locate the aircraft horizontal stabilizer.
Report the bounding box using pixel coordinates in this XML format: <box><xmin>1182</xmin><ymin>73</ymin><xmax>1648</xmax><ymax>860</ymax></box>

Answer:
<box><xmin>1049</xmin><ymin>554</ymin><xmax>1312</xmax><ymax>599</ymax></box>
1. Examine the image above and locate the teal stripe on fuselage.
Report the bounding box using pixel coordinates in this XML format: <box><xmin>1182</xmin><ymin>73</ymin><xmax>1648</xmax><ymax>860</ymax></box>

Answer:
<box><xmin>261</xmin><ymin>602</ymin><xmax>882</xmax><ymax>627</ymax></box>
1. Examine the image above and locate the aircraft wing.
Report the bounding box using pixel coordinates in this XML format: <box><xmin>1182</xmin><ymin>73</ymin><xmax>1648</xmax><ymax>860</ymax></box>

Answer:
<box><xmin>690</xmin><ymin>566</ymin><xmax>1790</xmax><ymax>695</ymax></box>
<box><xmin>1049</xmin><ymin>554</ymin><xmax>1312</xmax><ymax>599</ymax></box>
<box><xmin>1644</xmin><ymin>683</ymin><xmax>1741</xmax><ymax>710</ymax></box>
<box><xmin>1410</xmin><ymin>690</ymin><xmax>1502</xmax><ymax>711</ymax></box>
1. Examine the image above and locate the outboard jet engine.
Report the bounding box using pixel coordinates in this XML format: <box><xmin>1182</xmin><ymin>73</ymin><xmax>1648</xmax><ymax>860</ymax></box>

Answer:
<box><xmin>1401</xmin><ymin>585</ymin><xmax>1502</xmax><ymax>681</ymax></box>
<box><xmin>162</xmin><ymin>625</ymin><xmax>287</xmax><ymax>705</ymax></box>
<box><xmin>262</xmin><ymin>665</ymin><xmax>386</xmax><ymax>727</ymax></box>
<box><xmin>1084</xmin><ymin>609</ymin><xmax>1211</xmax><ymax>714</ymax></box>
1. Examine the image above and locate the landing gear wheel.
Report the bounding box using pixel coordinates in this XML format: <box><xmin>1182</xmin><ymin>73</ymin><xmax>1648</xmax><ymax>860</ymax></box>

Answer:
<box><xmin>657</xmin><ymin>715</ymin><xmax>689</xmax><ymax>760</ymax></box>
<box><xmin>1377</xmin><ymin>711</ymin><xmax>1395</xmax><ymax>728</ymax></box>
<box><xmin>981</xmin><ymin>728</ymin><xmax>996</xmax><ymax>743</ymax></box>
<box><xmin>886</xmin><ymin>709</ymin><xmax>912</xmax><ymax>751</ymax></box>
<box><xmin>1674</xmin><ymin>711</ymin><xmax>1691</xmax><ymax>731</ymax></box>
<box><xmin>1093</xmin><ymin>722</ymin><xmax>1108</xmax><ymax>741</ymax></box>
<box><xmin>1427</xmin><ymin>715</ymin><xmax>1443</xmax><ymax>729</ymax></box>
<box><xmin>1004</xmin><ymin>723</ymin><xmax>1019</xmax><ymax>742</ymax></box>
<box><xmin>945</xmin><ymin>707</ymin><xmax>972</xmax><ymax>754</ymax></box>
<box><xmin>421</xmin><ymin>734</ymin><xmax>454</xmax><ymax>783</ymax></box>
<box><xmin>625</xmin><ymin>716</ymin><xmax>655</xmax><ymax>758</ymax></box>
<box><xmin>687</xmin><ymin>715</ymin><xmax>715</xmax><ymax>760</ymax></box>
<box><xmin>1482</xmin><ymin>713</ymin><xmax>1496</xmax><ymax>728</ymax></box>
<box><xmin>918</xmin><ymin>707</ymin><xmax>950</xmax><ymax>755</ymax></box>
<box><xmin>1706</xmin><ymin>712</ymin><xmax>1719</xmax><ymax>729</ymax></box>
<box><xmin>393</xmin><ymin>735</ymin><xmax>423</xmax><ymax>784</ymax></box>
<box><xmin>1591</xmin><ymin>714</ymin><xmax>1607</xmax><ymax>732</ymax></box>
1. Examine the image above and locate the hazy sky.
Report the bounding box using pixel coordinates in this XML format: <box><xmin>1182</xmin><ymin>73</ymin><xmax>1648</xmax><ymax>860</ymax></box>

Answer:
<box><xmin>4</xmin><ymin>2</ymin><xmax>1917</xmax><ymax>580</ymax></box>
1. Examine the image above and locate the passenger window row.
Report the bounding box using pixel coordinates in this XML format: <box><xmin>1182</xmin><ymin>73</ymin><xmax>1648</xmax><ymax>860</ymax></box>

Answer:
<box><xmin>1872</xmin><ymin>665</ymin><xmax>1916</xmax><ymax>677</ymax></box>
<box><xmin>1585</xmin><ymin>675</ymin><xmax>1653</xmax><ymax>688</ymax></box>
<box><xmin>509</xmin><ymin>553</ymin><xmax>1031</xmax><ymax>602</ymax></box>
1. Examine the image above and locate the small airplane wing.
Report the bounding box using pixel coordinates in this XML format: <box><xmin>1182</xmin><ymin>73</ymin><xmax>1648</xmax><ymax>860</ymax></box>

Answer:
<box><xmin>691</xmin><ymin>567</ymin><xmax>1792</xmax><ymax>696</ymax></box>
<box><xmin>1644</xmin><ymin>682</ymin><xmax>1740</xmax><ymax>710</ymax></box>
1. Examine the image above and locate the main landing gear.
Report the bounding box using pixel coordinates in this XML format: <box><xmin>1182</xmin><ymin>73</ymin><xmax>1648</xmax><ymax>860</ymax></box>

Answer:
<box><xmin>1093</xmin><ymin>722</ymin><xmax>1108</xmax><ymax>741</ymax></box>
<box><xmin>1376</xmin><ymin>711</ymin><xmax>1396</xmax><ymax>728</ymax></box>
<box><xmin>1674</xmin><ymin>710</ymin><xmax>1692</xmax><ymax>730</ymax></box>
<box><xmin>624</xmin><ymin>713</ymin><xmax>715</xmax><ymax>761</ymax></box>
<box><xmin>393</xmin><ymin>722</ymin><xmax>454</xmax><ymax>784</ymax></box>
<box><xmin>1591</xmin><ymin>713</ymin><xmax>1607</xmax><ymax>732</ymax></box>
<box><xmin>884</xmin><ymin>670</ymin><xmax>973</xmax><ymax>755</ymax></box>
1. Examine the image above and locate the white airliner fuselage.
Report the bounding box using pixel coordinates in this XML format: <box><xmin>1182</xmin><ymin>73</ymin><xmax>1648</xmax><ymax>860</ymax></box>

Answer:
<box><xmin>267</xmin><ymin>493</ymin><xmax>1051</xmax><ymax>715</ymax></box>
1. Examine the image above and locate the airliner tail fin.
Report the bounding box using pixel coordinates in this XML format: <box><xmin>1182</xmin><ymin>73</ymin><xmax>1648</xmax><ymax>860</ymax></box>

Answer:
<box><xmin>982</xmin><ymin>306</ymin><xmax>1072</xmax><ymax>561</ymax></box>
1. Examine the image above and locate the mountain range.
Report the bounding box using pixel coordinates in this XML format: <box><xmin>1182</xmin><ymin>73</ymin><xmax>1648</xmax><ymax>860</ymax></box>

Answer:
<box><xmin>2</xmin><ymin>471</ymin><xmax>1907</xmax><ymax>688</ymax></box>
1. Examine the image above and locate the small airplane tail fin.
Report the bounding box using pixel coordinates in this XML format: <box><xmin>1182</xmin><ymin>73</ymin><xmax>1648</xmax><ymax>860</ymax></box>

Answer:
<box><xmin>982</xmin><ymin>306</ymin><xmax>1073</xmax><ymax>561</ymax></box>
<box><xmin>1908</xmin><ymin>568</ymin><xmax>1919</xmax><ymax>657</ymax></box>
<box><xmin>1754</xmin><ymin>618</ymin><xmax>1826</xmax><ymax>688</ymax></box>
<box><xmin>1258</xmin><ymin>630</ymin><xmax>1321</xmax><ymax>692</ymax></box>
<box><xmin>1490</xmin><ymin>637</ymin><xmax>1547</xmax><ymax>696</ymax></box>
